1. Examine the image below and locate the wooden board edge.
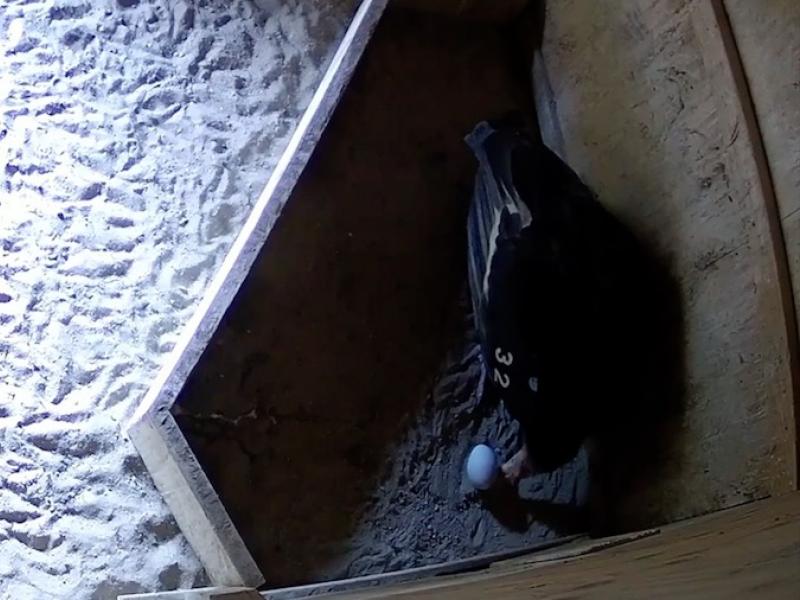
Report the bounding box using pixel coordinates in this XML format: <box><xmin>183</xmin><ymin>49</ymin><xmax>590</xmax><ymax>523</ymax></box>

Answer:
<box><xmin>128</xmin><ymin>410</ymin><xmax>265</xmax><ymax>588</ymax></box>
<box><xmin>710</xmin><ymin>0</ymin><xmax>800</xmax><ymax>489</ymax></box>
<box><xmin>260</xmin><ymin>536</ymin><xmax>583</xmax><ymax>600</ymax></box>
<box><xmin>125</xmin><ymin>0</ymin><xmax>388</xmax><ymax>430</ymax></box>
<box><xmin>292</xmin><ymin>494</ymin><xmax>800</xmax><ymax>600</ymax></box>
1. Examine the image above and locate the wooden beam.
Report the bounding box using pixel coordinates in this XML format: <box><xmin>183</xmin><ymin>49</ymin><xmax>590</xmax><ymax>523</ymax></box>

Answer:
<box><xmin>263</xmin><ymin>537</ymin><xmax>583</xmax><ymax>600</ymax></box>
<box><xmin>318</xmin><ymin>493</ymin><xmax>800</xmax><ymax>599</ymax></box>
<box><xmin>709</xmin><ymin>0</ymin><xmax>800</xmax><ymax>491</ymax></box>
<box><xmin>128</xmin><ymin>411</ymin><xmax>263</xmax><ymax>587</ymax></box>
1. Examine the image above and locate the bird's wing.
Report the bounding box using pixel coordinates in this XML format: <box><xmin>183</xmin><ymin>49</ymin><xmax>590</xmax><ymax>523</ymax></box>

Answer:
<box><xmin>466</xmin><ymin>122</ymin><xmax>533</xmax><ymax>344</ymax></box>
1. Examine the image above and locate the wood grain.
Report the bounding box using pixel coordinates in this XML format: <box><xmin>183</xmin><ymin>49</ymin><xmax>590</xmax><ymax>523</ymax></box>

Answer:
<box><xmin>723</xmin><ymin>0</ymin><xmax>800</xmax><ymax>487</ymax></box>
<box><xmin>128</xmin><ymin>412</ymin><xmax>264</xmax><ymax>588</ymax></box>
<box><xmin>723</xmin><ymin>0</ymin><xmax>800</xmax><ymax>219</ymax></box>
<box><xmin>533</xmin><ymin>0</ymin><xmax>797</xmax><ymax>528</ymax></box>
<box><xmin>319</xmin><ymin>493</ymin><xmax>800</xmax><ymax>599</ymax></box>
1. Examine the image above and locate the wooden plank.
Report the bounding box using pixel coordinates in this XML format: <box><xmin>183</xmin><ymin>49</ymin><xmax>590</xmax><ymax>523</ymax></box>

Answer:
<box><xmin>723</xmin><ymin>0</ymin><xmax>800</xmax><ymax>487</ymax></box>
<box><xmin>128</xmin><ymin>412</ymin><xmax>263</xmax><ymax>588</ymax></box>
<box><xmin>315</xmin><ymin>493</ymin><xmax>800</xmax><ymax>599</ymax></box>
<box><xmin>723</xmin><ymin>0</ymin><xmax>800</xmax><ymax>218</ymax></box>
<box><xmin>262</xmin><ymin>533</ymin><xmax>657</xmax><ymax>600</ymax></box>
<box><xmin>532</xmin><ymin>0</ymin><xmax>797</xmax><ymax>528</ymax></box>
<box><xmin>124</xmin><ymin>0</ymin><xmax>388</xmax><ymax>587</ymax></box>
<box><xmin>262</xmin><ymin>537</ymin><xmax>582</xmax><ymax>600</ymax></box>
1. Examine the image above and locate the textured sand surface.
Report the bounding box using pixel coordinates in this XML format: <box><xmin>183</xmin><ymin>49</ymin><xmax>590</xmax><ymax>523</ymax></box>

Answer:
<box><xmin>0</xmin><ymin>1</ymin><xmax>357</xmax><ymax>598</ymax></box>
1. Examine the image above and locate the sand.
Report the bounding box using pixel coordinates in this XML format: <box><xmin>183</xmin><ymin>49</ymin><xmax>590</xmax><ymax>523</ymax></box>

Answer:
<box><xmin>0</xmin><ymin>1</ymin><xmax>357</xmax><ymax>598</ymax></box>
<box><xmin>174</xmin><ymin>10</ymin><xmax>588</xmax><ymax>589</ymax></box>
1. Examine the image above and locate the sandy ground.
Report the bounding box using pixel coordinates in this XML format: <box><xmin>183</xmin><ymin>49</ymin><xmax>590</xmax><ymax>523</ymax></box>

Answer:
<box><xmin>175</xmin><ymin>10</ymin><xmax>588</xmax><ymax>588</ymax></box>
<box><xmin>0</xmin><ymin>1</ymin><xmax>357</xmax><ymax>598</ymax></box>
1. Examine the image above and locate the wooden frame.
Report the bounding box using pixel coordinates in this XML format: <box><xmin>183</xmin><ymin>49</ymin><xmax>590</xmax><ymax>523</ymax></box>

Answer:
<box><xmin>125</xmin><ymin>0</ymin><xmax>388</xmax><ymax>587</ymax></box>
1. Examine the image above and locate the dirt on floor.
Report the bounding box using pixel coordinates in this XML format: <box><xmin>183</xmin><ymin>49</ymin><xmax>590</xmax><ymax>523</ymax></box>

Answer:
<box><xmin>173</xmin><ymin>8</ymin><xmax>589</xmax><ymax>588</ymax></box>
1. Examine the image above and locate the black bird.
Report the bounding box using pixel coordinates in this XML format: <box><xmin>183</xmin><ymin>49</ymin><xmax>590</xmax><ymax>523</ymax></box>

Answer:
<box><xmin>466</xmin><ymin>120</ymin><xmax>649</xmax><ymax>481</ymax></box>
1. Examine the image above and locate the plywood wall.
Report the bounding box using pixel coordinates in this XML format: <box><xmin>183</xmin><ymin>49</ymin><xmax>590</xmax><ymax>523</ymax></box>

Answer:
<box><xmin>724</xmin><ymin>0</ymin><xmax>800</xmax><ymax>479</ymax></box>
<box><xmin>532</xmin><ymin>0</ymin><xmax>798</xmax><ymax>528</ymax></box>
<box><xmin>724</xmin><ymin>0</ymin><xmax>800</xmax><ymax>222</ymax></box>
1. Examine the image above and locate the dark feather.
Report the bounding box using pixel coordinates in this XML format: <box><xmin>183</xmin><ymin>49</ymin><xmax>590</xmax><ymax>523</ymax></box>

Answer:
<box><xmin>466</xmin><ymin>121</ymin><xmax>647</xmax><ymax>472</ymax></box>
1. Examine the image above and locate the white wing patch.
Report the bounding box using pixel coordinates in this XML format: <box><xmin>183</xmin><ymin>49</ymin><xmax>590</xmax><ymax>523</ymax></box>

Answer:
<box><xmin>482</xmin><ymin>206</ymin><xmax>503</xmax><ymax>299</ymax></box>
<box><xmin>481</xmin><ymin>188</ymin><xmax>533</xmax><ymax>300</ymax></box>
<box><xmin>503</xmin><ymin>183</ymin><xmax>533</xmax><ymax>229</ymax></box>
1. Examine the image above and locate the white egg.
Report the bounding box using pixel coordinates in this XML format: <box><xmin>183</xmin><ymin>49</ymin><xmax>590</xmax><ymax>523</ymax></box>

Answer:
<box><xmin>466</xmin><ymin>444</ymin><xmax>499</xmax><ymax>490</ymax></box>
